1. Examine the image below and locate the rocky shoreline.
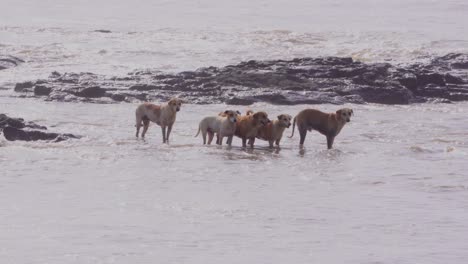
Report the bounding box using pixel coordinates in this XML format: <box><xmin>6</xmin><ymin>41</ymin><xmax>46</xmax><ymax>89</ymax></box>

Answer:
<box><xmin>6</xmin><ymin>53</ymin><xmax>468</xmax><ymax>105</ymax></box>
<box><xmin>0</xmin><ymin>114</ymin><xmax>79</xmax><ymax>142</ymax></box>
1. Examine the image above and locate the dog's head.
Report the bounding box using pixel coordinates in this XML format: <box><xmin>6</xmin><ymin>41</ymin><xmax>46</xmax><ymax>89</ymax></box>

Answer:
<box><xmin>277</xmin><ymin>114</ymin><xmax>292</xmax><ymax>128</ymax></box>
<box><xmin>253</xmin><ymin>111</ymin><xmax>270</xmax><ymax>126</ymax></box>
<box><xmin>222</xmin><ymin>110</ymin><xmax>239</xmax><ymax>123</ymax></box>
<box><xmin>168</xmin><ymin>98</ymin><xmax>183</xmax><ymax>112</ymax></box>
<box><xmin>336</xmin><ymin>108</ymin><xmax>353</xmax><ymax>123</ymax></box>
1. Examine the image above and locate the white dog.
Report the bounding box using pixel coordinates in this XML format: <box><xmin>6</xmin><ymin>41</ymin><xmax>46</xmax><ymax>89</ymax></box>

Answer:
<box><xmin>195</xmin><ymin>110</ymin><xmax>239</xmax><ymax>146</ymax></box>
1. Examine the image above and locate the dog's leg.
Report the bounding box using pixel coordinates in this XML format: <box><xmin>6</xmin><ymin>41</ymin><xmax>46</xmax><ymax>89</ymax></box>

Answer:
<box><xmin>166</xmin><ymin>124</ymin><xmax>173</xmax><ymax>143</ymax></box>
<box><xmin>161</xmin><ymin>126</ymin><xmax>167</xmax><ymax>143</ymax></box>
<box><xmin>299</xmin><ymin>127</ymin><xmax>307</xmax><ymax>147</ymax></box>
<box><xmin>207</xmin><ymin>131</ymin><xmax>214</xmax><ymax>144</ymax></box>
<box><xmin>269</xmin><ymin>140</ymin><xmax>274</xmax><ymax>148</ymax></box>
<box><xmin>249</xmin><ymin>137</ymin><xmax>255</xmax><ymax>148</ymax></box>
<box><xmin>227</xmin><ymin>136</ymin><xmax>233</xmax><ymax>146</ymax></box>
<box><xmin>217</xmin><ymin>135</ymin><xmax>223</xmax><ymax>145</ymax></box>
<box><xmin>275</xmin><ymin>139</ymin><xmax>280</xmax><ymax>146</ymax></box>
<box><xmin>202</xmin><ymin>130</ymin><xmax>207</xmax><ymax>144</ymax></box>
<box><xmin>141</xmin><ymin>119</ymin><xmax>150</xmax><ymax>138</ymax></box>
<box><xmin>326</xmin><ymin>135</ymin><xmax>335</xmax><ymax>149</ymax></box>
<box><xmin>135</xmin><ymin>115</ymin><xmax>142</xmax><ymax>138</ymax></box>
<box><xmin>242</xmin><ymin>138</ymin><xmax>247</xmax><ymax>148</ymax></box>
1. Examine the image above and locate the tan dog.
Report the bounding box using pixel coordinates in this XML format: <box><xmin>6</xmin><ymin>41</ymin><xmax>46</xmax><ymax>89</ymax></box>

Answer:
<box><xmin>135</xmin><ymin>98</ymin><xmax>183</xmax><ymax>143</ymax></box>
<box><xmin>195</xmin><ymin>110</ymin><xmax>239</xmax><ymax>146</ymax></box>
<box><xmin>289</xmin><ymin>108</ymin><xmax>353</xmax><ymax>149</ymax></box>
<box><xmin>255</xmin><ymin>114</ymin><xmax>292</xmax><ymax>148</ymax></box>
<box><xmin>234</xmin><ymin>111</ymin><xmax>270</xmax><ymax>148</ymax></box>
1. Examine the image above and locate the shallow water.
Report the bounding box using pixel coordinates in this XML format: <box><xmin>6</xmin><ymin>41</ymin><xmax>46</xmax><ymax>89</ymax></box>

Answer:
<box><xmin>1</xmin><ymin>96</ymin><xmax>468</xmax><ymax>263</ymax></box>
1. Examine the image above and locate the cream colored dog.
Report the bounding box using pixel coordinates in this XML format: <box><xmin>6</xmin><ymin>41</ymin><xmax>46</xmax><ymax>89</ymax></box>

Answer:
<box><xmin>289</xmin><ymin>108</ymin><xmax>353</xmax><ymax>149</ymax></box>
<box><xmin>195</xmin><ymin>110</ymin><xmax>239</xmax><ymax>146</ymax></box>
<box><xmin>255</xmin><ymin>114</ymin><xmax>292</xmax><ymax>148</ymax></box>
<box><xmin>234</xmin><ymin>111</ymin><xmax>270</xmax><ymax>148</ymax></box>
<box><xmin>135</xmin><ymin>98</ymin><xmax>183</xmax><ymax>143</ymax></box>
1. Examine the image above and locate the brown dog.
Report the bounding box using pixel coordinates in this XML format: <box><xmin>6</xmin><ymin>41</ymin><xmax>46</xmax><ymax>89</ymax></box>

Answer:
<box><xmin>135</xmin><ymin>98</ymin><xmax>183</xmax><ymax>143</ymax></box>
<box><xmin>289</xmin><ymin>108</ymin><xmax>353</xmax><ymax>149</ymax></box>
<box><xmin>234</xmin><ymin>111</ymin><xmax>270</xmax><ymax>148</ymax></box>
<box><xmin>255</xmin><ymin>114</ymin><xmax>292</xmax><ymax>148</ymax></box>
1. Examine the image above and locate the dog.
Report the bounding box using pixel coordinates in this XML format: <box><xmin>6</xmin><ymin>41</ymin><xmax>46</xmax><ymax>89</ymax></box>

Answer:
<box><xmin>195</xmin><ymin>110</ymin><xmax>239</xmax><ymax>146</ymax></box>
<box><xmin>289</xmin><ymin>108</ymin><xmax>353</xmax><ymax>149</ymax></box>
<box><xmin>218</xmin><ymin>110</ymin><xmax>241</xmax><ymax>117</ymax></box>
<box><xmin>135</xmin><ymin>98</ymin><xmax>183</xmax><ymax>143</ymax></box>
<box><xmin>255</xmin><ymin>114</ymin><xmax>292</xmax><ymax>148</ymax></box>
<box><xmin>234</xmin><ymin>111</ymin><xmax>270</xmax><ymax>148</ymax></box>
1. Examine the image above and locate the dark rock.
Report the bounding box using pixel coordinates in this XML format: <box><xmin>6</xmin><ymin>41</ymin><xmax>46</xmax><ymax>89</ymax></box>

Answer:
<box><xmin>445</xmin><ymin>73</ymin><xmax>464</xmax><ymax>84</ymax></box>
<box><xmin>110</xmin><ymin>94</ymin><xmax>126</xmax><ymax>102</ymax></box>
<box><xmin>129</xmin><ymin>84</ymin><xmax>159</xmax><ymax>91</ymax></box>
<box><xmin>12</xmin><ymin>53</ymin><xmax>468</xmax><ymax>105</ymax></box>
<box><xmin>2</xmin><ymin>127</ymin><xmax>78</xmax><ymax>142</ymax></box>
<box><xmin>1</xmin><ymin>114</ymin><xmax>79</xmax><ymax>142</ymax></box>
<box><xmin>398</xmin><ymin>74</ymin><xmax>418</xmax><ymax>90</ymax></box>
<box><xmin>14</xmin><ymin>81</ymin><xmax>34</xmax><ymax>92</ymax></box>
<box><xmin>77</xmin><ymin>86</ymin><xmax>106</xmax><ymax>98</ymax></box>
<box><xmin>416</xmin><ymin>73</ymin><xmax>446</xmax><ymax>87</ymax></box>
<box><xmin>0</xmin><ymin>55</ymin><xmax>24</xmax><ymax>70</ymax></box>
<box><xmin>34</xmin><ymin>85</ymin><xmax>52</xmax><ymax>96</ymax></box>
<box><xmin>94</xmin><ymin>29</ymin><xmax>112</xmax><ymax>33</ymax></box>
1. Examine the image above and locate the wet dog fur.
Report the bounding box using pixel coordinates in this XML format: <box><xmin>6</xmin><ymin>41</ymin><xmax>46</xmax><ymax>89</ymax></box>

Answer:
<box><xmin>289</xmin><ymin>108</ymin><xmax>353</xmax><ymax>149</ymax></box>
<box><xmin>255</xmin><ymin>114</ymin><xmax>292</xmax><ymax>148</ymax></box>
<box><xmin>234</xmin><ymin>111</ymin><xmax>270</xmax><ymax>148</ymax></box>
<box><xmin>135</xmin><ymin>98</ymin><xmax>183</xmax><ymax>143</ymax></box>
<box><xmin>195</xmin><ymin>110</ymin><xmax>239</xmax><ymax>146</ymax></box>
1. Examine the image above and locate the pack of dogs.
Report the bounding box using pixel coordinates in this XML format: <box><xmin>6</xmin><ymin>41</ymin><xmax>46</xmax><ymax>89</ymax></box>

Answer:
<box><xmin>135</xmin><ymin>98</ymin><xmax>354</xmax><ymax>149</ymax></box>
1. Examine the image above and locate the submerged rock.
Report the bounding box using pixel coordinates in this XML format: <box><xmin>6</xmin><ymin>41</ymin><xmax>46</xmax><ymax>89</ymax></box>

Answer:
<box><xmin>0</xmin><ymin>55</ymin><xmax>24</xmax><ymax>71</ymax></box>
<box><xmin>12</xmin><ymin>53</ymin><xmax>468</xmax><ymax>105</ymax></box>
<box><xmin>0</xmin><ymin>114</ymin><xmax>79</xmax><ymax>142</ymax></box>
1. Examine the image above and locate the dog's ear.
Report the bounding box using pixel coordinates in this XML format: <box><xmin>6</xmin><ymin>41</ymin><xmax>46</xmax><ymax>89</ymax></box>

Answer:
<box><xmin>277</xmin><ymin>114</ymin><xmax>283</xmax><ymax>120</ymax></box>
<box><xmin>236</xmin><ymin>110</ymin><xmax>241</xmax><ymax>115</ymax></box>
<box><xmin>252</xmin><ymin>112</ymin><xmax>260</xmax><ymax>119</ymax></box>
<box><xmin>224</xmin><ymin>110</ymin><xmax>229</xmax><ymax>114</ymax></box>
<box><xmin>350</xmin><ymin>109</ymin><xmax>354</xmax><ymax>116</ymax></box>
<box><xmin>336</xmin><ymin>109</ymin><xmax>342</xmax><ymax>120</ymax></box>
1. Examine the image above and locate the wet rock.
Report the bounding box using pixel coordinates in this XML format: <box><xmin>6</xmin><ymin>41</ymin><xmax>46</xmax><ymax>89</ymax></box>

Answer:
<box><xmin>76</xmin><ymin>86</ymin><xmax>106</xmax><ymax>98</ymax></box>
<box><xmin>14</xmin><ymin>81</ymin><xmax>34</xmax><ymax>92</ymax></box>
<box><xmin>444</xmin><ymin>73</ymin><xmax>464</xmax><ymax>84</ymax></box>
<box><xmin>94</xmin><ymin>29</ymin><xmax>112</xmax><ymax>33</ymax></box>
<box><xmin>416</xmin><ymin>73</ymin><xmax>446</xmax><ymax>87</ymax></box>
<box><xmin>1</xmin><ymin>114</ymin><xmax>79</xmax><ymax>142</ymax></box>
<box><xmin>110</xmin><ymin>93</ymin><xmax>126</xmax><ymax>102</ymax></box>
<box><xmin>0</xmin><ymin>55</ymin><xmax>24</xmax><ymax>70</ymax></box>
<box><xmin>2</xmin><ymin>127</ymin><xmax>78</xmax><ymax>142</ymax></box>
<box><xmin>34</xmin><ymin>85</ymin><xmax>52</xmax><ymax>96</ymax></box>
<box><xmin>11</xmin><ymin>53</ymin><xmax>468</xmax><ymax>105</ymax></box>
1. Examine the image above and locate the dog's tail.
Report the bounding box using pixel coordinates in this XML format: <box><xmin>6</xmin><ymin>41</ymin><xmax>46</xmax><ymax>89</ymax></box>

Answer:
<box><xmin>288</xmin><ymin>116</ymin><xmax>296</xmax><ymax>138</ymax></box>
<box><xmin>194</xmin><ymin>125</ymin><xmax>201</xmax><ymax>137</ymax></box>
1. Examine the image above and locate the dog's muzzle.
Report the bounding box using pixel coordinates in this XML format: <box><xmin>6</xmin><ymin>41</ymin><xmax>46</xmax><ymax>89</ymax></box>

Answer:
<box><xmin>176</xmin><ymin>108</ymin><xmax>180</xmax><ymax>112</ymax></box>
<box><xmin>346</xmin><ymin>118</ymin><xmax>350</xmax><ymax>122</ymax></box>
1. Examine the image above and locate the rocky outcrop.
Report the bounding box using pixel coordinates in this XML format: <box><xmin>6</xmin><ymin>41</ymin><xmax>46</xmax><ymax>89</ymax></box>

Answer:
<box><xmin>11</xmin><ymin>53</ymin><xmax>468</xmax><ymax>105</ymax></box>
<box><xmin>0</xmin><ymin>114</ymin><xmax>79</xmax><ymax>142</ymax></box>
<box><xmin>0</xmin><ymin>55</ymin><xmax>24</xmax><ymax>71</ymax></box>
